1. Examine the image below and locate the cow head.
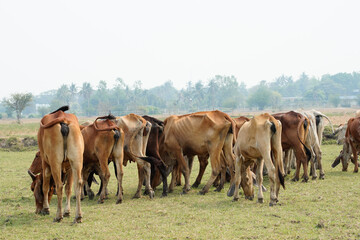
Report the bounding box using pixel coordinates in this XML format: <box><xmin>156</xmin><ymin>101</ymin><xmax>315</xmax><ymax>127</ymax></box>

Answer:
<box><xmin>240</xmin><ymin>166</ymin><xmax>254</xmax><ymax>199</ymax></box>
<box><xmin>28</xmin><ymin>170</ymin><xmax>54</xmax><ymax>214</ymax></box>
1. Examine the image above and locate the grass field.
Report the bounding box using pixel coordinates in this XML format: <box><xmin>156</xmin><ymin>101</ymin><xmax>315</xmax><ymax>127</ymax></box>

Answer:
<box><xmin>1</xmin><ymin>144</ymin><xmax>360</xmax><ymax>239</ymax></box>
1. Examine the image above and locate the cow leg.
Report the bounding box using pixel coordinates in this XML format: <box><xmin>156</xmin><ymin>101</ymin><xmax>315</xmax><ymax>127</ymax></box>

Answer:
<box><xmin>232</xmin><ymin>155</ymin><xmax>242</xmax><ymax>201</ymax></box>
<box><xmin>199</xmin><ymin>146</ymin><xmax>222</xmax><ymax>195</ymax></box>
<box><xmin>133</xmin><ymin>163</ymin><xmax>144</xmax><ymax>198</ymax></box>
<box><xmin>143</xmin><ymin>161</ymin><xmax>155</xmax><ymax>198</ymax></box>
<box><xmin>256</xmin><ymin>158</ymin><xmax>264</xmax><ymax>203</ymax></box>
<box><xmin>350</xmin><ymin>141</ymin><xmax>359</xmax><ymax>173</ymax></box>
<box><xmin>175</xmin><ymin>152</ymin><xmax>190</xmax><ymax>194</ymax></box>
<box><xmin>283</xmin><ymin>150</ymin><xmax>291</xmax><ymax>175</ymax></box>
<box><xmin>63</xmin><ymin>171</ymin><xmax>73</xmax><ymax>217</ymax></box>
<box><xmin>309</xmin><ymin>148</ymin><xmax>317</xmax><ymax>180</ymax></box>
<box><xmin>168</xmin><ymin>165</ymin><xmax>178</xmax><ymax>193</ymax></box>
<box><xmin>41</xmin><ymin>161</ymin><xmax>51</xmax><ymax>215</ymax></box>
<box><xmin>51</xmin><ymin>162</ymin><xmax>64</xmax><ymax>222</ymax></box>
<box><xmin>262</xmin><ymin>153</ymin><xmax>277</xmax><ymax>206</ymax></box>
<box><xmin>215</xmin><ymin>166</ymin><xmax>227</xmax><ymax>192</ymax></box>
<box><xmin>97</xmin><ymin>157</ymin><xmax>111</xmax><ymax>204</ymax></box>
<box><xmin>113</xmin><ymin>157</ymin><xmax>124</xmax><ymax>204</ymax></box>
<box><xmin>193</xmin><ymin>155</ymin><xmax>208</xmax><ymax>188</ymax></box>
<box><xmin>314</xmin><ymin>145</ymin><xmax>324</xmax><ymax>179</ymax></box>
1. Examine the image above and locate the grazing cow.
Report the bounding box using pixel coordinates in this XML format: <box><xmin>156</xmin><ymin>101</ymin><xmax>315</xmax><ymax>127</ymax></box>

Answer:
<box><xmin>161</xmin><ymin>110</ymin><xmax>236</xmax><ymax>195</ymax></box>
<box><xmin>81</xmin><ymin>115</ymin><xmax>125</xmax><ymax>204</ymax></box>
<box><xmin>230</xmin><ymin>113</ymin><xmax>285</xmax><ymax>205</ymax></box>
<box><xmin>116</xmin><ymin>114</ymin><xmax>155</xmax><ymax>199</ymax></box>
<box><xmin>332</xmin><ymin>117</ymin><xmax>360</xmax><ymax>172</ymax></box>
<box><xmin>301</xmin><ymin>111</ymin><xmax>324</xmax><ymax>180</ymax></box>
<box><xmin>273</xmin><ymin>111</ymin><xmax>311</xmax><ymax>182</ymax></box>
<box><xmin>37</xmin><ymin>106</ymin><xmax>84</xmax><ymax>223</ymax></box>
<box><xmin>142</xmin><ymin>115</ymin><xmax>168</xmax><ymax>197</ymax></box>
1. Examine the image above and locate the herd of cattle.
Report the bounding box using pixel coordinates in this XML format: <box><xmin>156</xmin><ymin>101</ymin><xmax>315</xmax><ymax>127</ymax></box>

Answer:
<box><xmin>26</xmin><ymin>106</ymin><xmax>360</xmax><ymax>223</ymax></box>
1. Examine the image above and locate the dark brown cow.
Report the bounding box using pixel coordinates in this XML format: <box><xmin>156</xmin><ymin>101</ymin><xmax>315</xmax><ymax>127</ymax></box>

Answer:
<box><xmin>37</xmin><ymin>106</ymin><xmax>84</xmax><ymax>223</ymax></box>
<box><xmin>332</xmin><ymin>117</ymin><xmax>360</xmax><ymax>172</ymax></box>
<box><xmin>142</xmin><ymin>115</ymin><xmax>168</xmax><ymax>197</ymax></box>
<box><xmin>273</xmin><ymin>111</ymin><xmax>311</xmax><ymax>182</ymax></box>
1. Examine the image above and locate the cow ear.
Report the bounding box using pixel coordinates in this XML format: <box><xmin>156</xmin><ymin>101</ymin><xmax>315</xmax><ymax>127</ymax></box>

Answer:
<box><xmin>28</xmin><ymin>169</ymin><xmax>37</xmax><ymax>181</ymax></box>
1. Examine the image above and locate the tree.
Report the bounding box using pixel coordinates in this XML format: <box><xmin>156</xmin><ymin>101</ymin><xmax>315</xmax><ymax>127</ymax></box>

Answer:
<box><xmin>247</xmin><ymin>85</ymin><xmax>273</xmax><ymax>110</ymax></box>
<box><xmin>3</xmin><ymin>93</ymin><xmax>33</xmax><ymax>123</ymax></box>
<box><xmin>80</xmin><ymin>82</ymin><xmax>93</xmax><ymax>116</ymax></box>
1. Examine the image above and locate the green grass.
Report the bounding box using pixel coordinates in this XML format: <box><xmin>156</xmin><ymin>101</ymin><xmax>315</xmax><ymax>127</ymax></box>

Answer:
<box><xmin>0</xmin><ymin>122</ymin><xmax>39</xmax><ymax>138</ymax></box>
<box><xmin>1</xmin><ymin>145</ymin><xmax>360</xmax><ymax>239</ymax></box>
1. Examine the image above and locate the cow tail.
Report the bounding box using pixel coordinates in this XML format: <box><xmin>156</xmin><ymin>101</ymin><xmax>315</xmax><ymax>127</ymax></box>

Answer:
<box><xmin>278</xmin><ymin>167</ymin><xmax>285</xmax><ymax>189</ymax></box>
<box><xmin>297</xmin><ymin>118</ymin><xmax>311</xmax><ymax>161</ymax></box>
<box><xmin>60</xmin><ymin>122</ymin><xmax>69</xmax><ymax>162</ymax></box>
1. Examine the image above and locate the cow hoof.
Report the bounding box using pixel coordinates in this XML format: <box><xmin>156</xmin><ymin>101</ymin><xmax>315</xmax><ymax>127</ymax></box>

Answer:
<box><xmin>132</xmin><ymin>195</ymin><xmax>141</xmax><ymax>199</ymax></box>
<box><xmin>72</xmin><ymin>216</ymin><xmax>82</xmax><ymax>224</ymax></box>
<box><xmin>53</xmin><ymin>216</ymin><xmax>63</xmax><ymax>223</ymax></box>
<box><xmin>214</xmin><ymin>186</ymin><xmax>223</xmax><ymax>192</ymax></box>
<box><xmin>88</xmin><ymin>190</ymin><xmax>95</xmax><ymax>200</ymax></box>
<box><xmin>269</xmin><ymin>202</ymin><xmax>274</xmax><ymax>207</ymax></box>
<box><xmin>232</xmin><ymin>197</ymin><xmax>239</xmax><ymax>202</ymax></box>
<box><xmin>192</xmin><ymin>182</ymin><xmax>200</xmax><ymax>188</ymax></box>
<box><xmin>116</xmin><ymin>199</ymin><xmax>122</xmax><ymax>204</ymax></box>
<box><xmin>320</xmin><ymin>174</ymin><xmax>325</xmax><ymax>180</ymax></box>
<box><xmin>161</xmin><ymin>192</ymin><xmax>168</xmax><ymax>198</ymax></box>
<box><xmin>97</xmin><ymin>199</ymin><xmax>105</xmax><ymax>204</ymax></box>
<box><xmin>245</xmin><ymin>195</ymin><xmax>254</xmax><ymax>201</ymax></box>
<box><xmin>143</xmin><ymin>189</ymin><xmax>150</xmax><ymax>195</ymax></box>
<box><xmin>168</xmin><ymin>189</ymin><xmax>173</xmax><ymax>193</ymax></box>
<box><xmin>63</xmin><ymin>211</ymin><xmax>70</xmax><ymax>217</ymax></box>
<box><xmin>181</xmin><ymin>190</ymin><xmax>188</xmax><ymax>195</ymax></box>
<box><xmin>302</xmin><ymin>178</ymin><xmax>309</xmax><ymax>183</ymax></box>
<box><xmin>40</xmin><ymin>208</ymin><xmax>50</xmax><ymax>215</ymax></box>
<box><xmin>312</xmin><ymin>176</ymin><xmax>317</xmax><ymax>180</ymax></box>
<box><xmin>354</xmin><ymin>169</ymin><xmax>358</xmax><ymax>173</ymax></box>
<box><xmin>198</xmin><ymin>190</ymin><xmax>206</xmax><ymax>195</ymax></box>
<box><xmin>258</xmin><ymin>198</ymin><xmax>264</xmax><ymax>203</ymax></box>
<box><xmin>291</xmin><ymin>177</ymin><xmax>299</xmax><ymax>182</ymax></box>
<box><xmin>149</xmin><ymin>190</ymin><xmax>155</xmax><ymax>199</ymax></box>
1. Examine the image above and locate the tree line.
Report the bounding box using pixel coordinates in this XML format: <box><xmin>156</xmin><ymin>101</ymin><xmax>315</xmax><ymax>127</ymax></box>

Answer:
<box><xmin>1</xmin><ymin>72</ymin><xmax>360</xmax><ymax>122</ymax></box>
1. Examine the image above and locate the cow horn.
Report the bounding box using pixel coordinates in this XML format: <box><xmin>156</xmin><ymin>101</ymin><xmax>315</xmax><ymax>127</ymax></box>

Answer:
<box><xmin>28</xmin><ymin>169</ymin><xmax>37</xmax><ymax>181</ymax></box>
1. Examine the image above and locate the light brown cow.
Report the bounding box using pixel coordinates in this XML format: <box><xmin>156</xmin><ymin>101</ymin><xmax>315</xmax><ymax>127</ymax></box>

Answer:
<box><xmin>231</xmin><ymin>113</ymin><xmax>285</xmax><ymax>205</ymax></box>
<box><xmin>37</xmin><ymin>106</ymin><xmax>84</xmax><ymax>223</ymax></box>
<box><xmin>161</xmin><ymin>110</ymin><xmax>237</xmax><ymax>195</ymax></box>
<box><xmin>81</xmin><ymin>115</ymin><xmax>125</xmax><ymax>204</ymax></box>
<box><xmin>116</xmin><ymin>114</ymin><xmax>155</xmax><ymax>199</ymax></box>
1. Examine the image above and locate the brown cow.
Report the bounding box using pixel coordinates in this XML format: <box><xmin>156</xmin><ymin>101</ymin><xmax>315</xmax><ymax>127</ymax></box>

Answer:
<box><xmin>37</xmin><ymin>106</ymin><xmax>84</xmax><ymax>223</ymax></box>
<box><xmin>116</xmin><ymin>114</ymin><xmax>155</xmax><ymax>199</ymax></box>
<box><xmin>273</xmin><ymin>111</ymin><xmax>311</xmax><ymax>182</ymax></box>
<box><xmin>161</xmin><ymin>110</ymin><xmax>236</xmax><ymax>195</ymax></box>
<box><xmin>230</xmin><ymin>113</ymin><xmax>285</xmax><ymax>205</ymax></box>
<box><xmin>332</xmin><ymin>117</ymin><xmax>360</xmax><ymax>172</ymax></box>
<box><xmin>81</xmin><ymin>115</ymin><xmax>125</xmax><ymax>204</ymax></box>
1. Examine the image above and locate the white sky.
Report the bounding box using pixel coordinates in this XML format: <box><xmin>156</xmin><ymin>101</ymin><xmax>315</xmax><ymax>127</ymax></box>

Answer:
<box><xmin>1</xmin><ymin>0</ymin><xmax>359</xmax><ymax>99</ymax></box>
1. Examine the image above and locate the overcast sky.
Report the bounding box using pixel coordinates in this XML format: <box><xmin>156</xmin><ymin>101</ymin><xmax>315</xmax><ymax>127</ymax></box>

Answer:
<box><xmin>1</xmin><ymin>0</ymin><xmax>359</xmax><ymax>99</ymax></box>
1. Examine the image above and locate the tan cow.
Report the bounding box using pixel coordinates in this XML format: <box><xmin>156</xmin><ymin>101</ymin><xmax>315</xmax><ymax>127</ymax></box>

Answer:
<box><xmin>161</xmin><ymin>110</ymin><xmax>237</xmax><ymax>195</ymax></box>
<box><xmin>231</xmin><ymin>113</ymin><xmax>285</xmax><ymax>205</ymax></box>
<box><xmin>116</xmin><ymin>114</ymin><xmax>155</xmax><ymax>199</ymax></box>
<box><xmin>37</xmin><ymin>106</ymin><xmax>84</xmax><ymax>223</ymax></box>
<box><xmin>81</xmin><ymin>115</ymin><xmax>125</xmax><ymax>204</ymax></box>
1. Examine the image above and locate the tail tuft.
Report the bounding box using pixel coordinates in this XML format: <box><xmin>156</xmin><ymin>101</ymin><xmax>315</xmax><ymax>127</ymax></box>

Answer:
<box><xmin>278</xmin><ymin>167</ymin><xmax>285</xmax><ymax>190</ymax></box>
